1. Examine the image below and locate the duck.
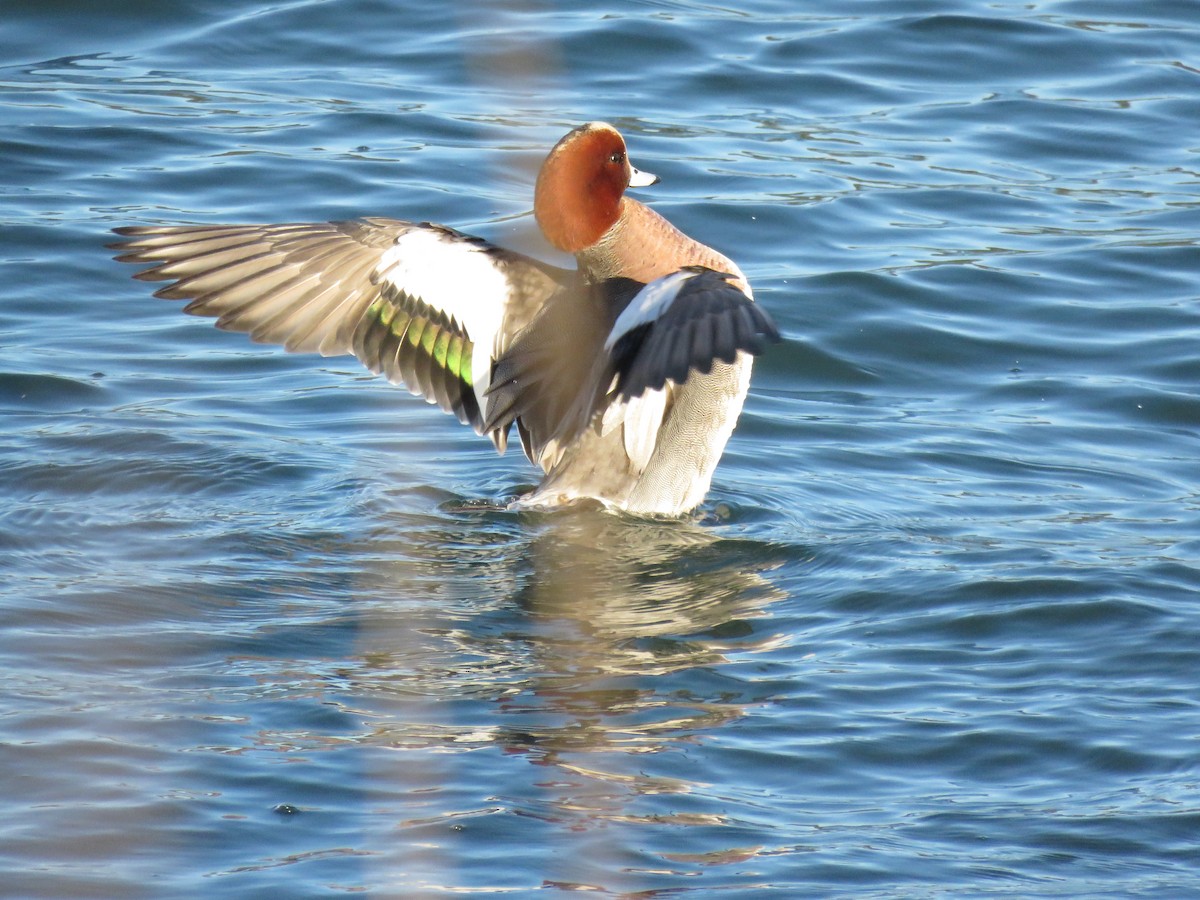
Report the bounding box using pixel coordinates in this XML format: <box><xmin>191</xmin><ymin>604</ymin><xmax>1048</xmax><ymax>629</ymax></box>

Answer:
<box><xmin>110</xmin><ymin>122</ymin><xmax>779</xmax><ymax>516</ymax></box>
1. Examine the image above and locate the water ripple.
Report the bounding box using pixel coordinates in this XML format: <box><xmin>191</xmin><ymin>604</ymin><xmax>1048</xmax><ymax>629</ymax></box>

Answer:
<box><xmin>4</xmin><ymin>1</ymin><xmax>1200</xmax><ymax>896</ymax></box>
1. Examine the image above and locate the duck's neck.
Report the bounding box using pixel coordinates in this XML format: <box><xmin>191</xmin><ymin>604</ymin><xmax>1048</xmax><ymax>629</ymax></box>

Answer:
<box><xmin>576</xmin><ymin>198</ymin><xmax>747</xmax><ymax>292</ymax></box>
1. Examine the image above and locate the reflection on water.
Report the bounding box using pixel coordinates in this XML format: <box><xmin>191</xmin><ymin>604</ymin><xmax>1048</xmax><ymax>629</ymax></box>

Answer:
<box><xmin>499</xmin><ymin>508</ymin><xmax>787</xmax><ymax>744</ymax></box>
<box><xmin>237</xmin><ymin>506</ymin><xmax>792</xmax><ymax>891</ymax></box>
<box><xmin>8</xmin><ymin>0</ymin><xmax>1200</xmax><ymax>893</ymax></box>
<box><xmin>349</xmin><ymin>506</ymin><xmax>786</xmax><ymax>722</ymax></box>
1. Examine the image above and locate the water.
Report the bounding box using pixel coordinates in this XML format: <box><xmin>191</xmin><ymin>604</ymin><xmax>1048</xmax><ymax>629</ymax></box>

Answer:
<box><xmin>3</xmin><ymin>0</ymin><xmax>1200</xmax><ymax>896</ymax></box>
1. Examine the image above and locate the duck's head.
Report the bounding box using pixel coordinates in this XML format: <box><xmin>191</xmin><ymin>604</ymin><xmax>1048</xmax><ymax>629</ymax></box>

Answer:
<box><xmin>534</xmin><ymin>122</ymin><xmax>658</xmax><ymax>254</ymax></box>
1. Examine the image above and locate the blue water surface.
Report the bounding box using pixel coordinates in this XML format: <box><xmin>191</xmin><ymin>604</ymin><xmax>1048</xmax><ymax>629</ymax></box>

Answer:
<box><xmin>3</xmin><ymin>0</ymin><xmax>1200</xmax><ymax>897</ymax></box>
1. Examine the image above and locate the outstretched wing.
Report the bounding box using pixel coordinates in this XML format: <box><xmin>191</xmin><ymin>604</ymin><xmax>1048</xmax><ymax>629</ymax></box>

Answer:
<box><xmin>605</xmin><ymin>267</ymin><xmax>779</xmax><ymax>401</ymax></box>
<box><xmin>110</xmin><ymin>218</ymin><xmax>568</xmax><ymax>449</ymax></box>
<box><xmin>595</xmin><ymin>267</ymin><xmax>780</xmax><ymax>472</ymax></box>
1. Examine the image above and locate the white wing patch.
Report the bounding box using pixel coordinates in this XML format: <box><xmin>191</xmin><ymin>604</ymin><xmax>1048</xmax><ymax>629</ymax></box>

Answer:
<box><xmin>604</xmin><ymin>270</ymin><xmax>694</xmax><ymax>351</ymax></box>
<box><xmin>375</xmin><ymin>229</ymin><xmax>510</xmax><ymax>408</ymax></box>
<box><xmin>604</xmin><ymin>268</ymin><xmax>754</xmax><ymax>355</ymax></box>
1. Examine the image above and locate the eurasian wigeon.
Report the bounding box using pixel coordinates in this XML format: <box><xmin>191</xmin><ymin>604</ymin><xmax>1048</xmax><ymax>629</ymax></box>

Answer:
<box><xmin>110</xmin><ymin>122</ymin><xmax>779</xmax><ymax>516</ymax></box>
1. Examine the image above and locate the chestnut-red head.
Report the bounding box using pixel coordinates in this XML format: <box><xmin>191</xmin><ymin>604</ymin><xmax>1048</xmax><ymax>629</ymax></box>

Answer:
<box><xmin>533</xmin><ymin>122</ymin><xmax>658</xmax><ymax>254</ymax></box>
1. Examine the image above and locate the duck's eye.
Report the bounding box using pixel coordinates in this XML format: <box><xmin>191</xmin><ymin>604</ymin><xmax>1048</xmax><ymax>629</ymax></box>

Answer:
<box><xmin>609</xmin><ymin>151</ymin><xmax>625</xmax><ymax>165</ymax></box>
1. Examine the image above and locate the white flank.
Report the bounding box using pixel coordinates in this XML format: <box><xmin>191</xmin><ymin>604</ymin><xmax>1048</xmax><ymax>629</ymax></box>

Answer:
<box><xmin>374</xmin><ymin>228</ymin><xmax>510</xmax><ymax>410</ymax></box>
